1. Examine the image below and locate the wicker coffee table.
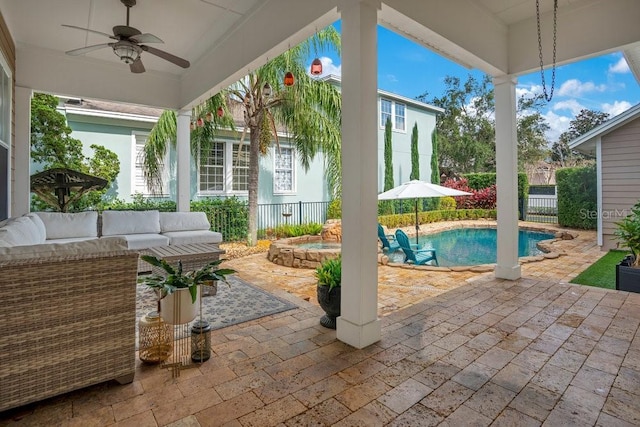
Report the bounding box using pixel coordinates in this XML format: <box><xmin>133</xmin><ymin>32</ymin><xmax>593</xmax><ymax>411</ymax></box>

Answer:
<box><xmin>146</xmin><ymin>243</ymin><xmax>225</xmax><ymax>296</ymax></box>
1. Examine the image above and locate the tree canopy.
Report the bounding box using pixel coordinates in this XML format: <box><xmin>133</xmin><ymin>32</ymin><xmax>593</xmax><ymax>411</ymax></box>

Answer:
<box><xmin>30</xmin><ymin>93</ymin><xmax>120</xmax><ymax>211</ymax></box>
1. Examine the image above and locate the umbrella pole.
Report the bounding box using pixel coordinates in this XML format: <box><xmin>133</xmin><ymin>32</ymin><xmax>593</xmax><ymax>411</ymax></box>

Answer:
<box><xmin>415</xmin><ymin>199</ymin><xmax>419</xmax><ymax>245</ymax></box>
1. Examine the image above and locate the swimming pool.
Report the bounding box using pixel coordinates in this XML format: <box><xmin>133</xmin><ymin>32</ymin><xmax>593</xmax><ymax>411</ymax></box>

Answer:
<box><xmin>387</xmin><ymin>227</ymin><xmax>555</xmax><ymax>267</ymax></box>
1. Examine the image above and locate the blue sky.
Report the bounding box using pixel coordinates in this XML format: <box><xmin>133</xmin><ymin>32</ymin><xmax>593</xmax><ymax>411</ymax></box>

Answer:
<box><xmin>311</xmin><ymin>24</ymin><xmax>640</xmax><ymax>142</ymax></box>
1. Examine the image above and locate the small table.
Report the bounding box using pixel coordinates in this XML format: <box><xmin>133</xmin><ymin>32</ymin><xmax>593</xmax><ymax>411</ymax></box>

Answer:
<box><xmin>146</xmin><ymin>243</ymin><xmax>225</xmax><ymax>296</ymax></box>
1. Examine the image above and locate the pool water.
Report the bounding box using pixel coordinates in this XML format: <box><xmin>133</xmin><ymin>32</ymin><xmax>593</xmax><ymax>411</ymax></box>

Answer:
<box><xmin>297</xmin><ymin>242</ymin><xmax>342</xmax><ymax>250</ymax></box>
<box><xmin>387</xmin><ymin>228</ymin><xmax>554</xmax><ymax>267</ymax></box>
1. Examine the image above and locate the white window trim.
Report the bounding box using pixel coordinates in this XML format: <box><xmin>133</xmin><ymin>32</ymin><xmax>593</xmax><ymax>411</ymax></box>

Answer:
<box><xmin>229</xmin><ymin>142</ymin><xmax>249</xmax><ymax>194</ymax></box>
<box><xmin>379</xmin><ymin>98</ymin><xmax>407</xmax><ymax>133</ymax></box>
<box><xmin>273</xmin><ymin>145</ymin><xmax>296</xmax><ymax>195</ymax></box>
<box><xmin>197</xmin><ymin>140</ymin><xmax>227</xmax><ymax>196</ymax></box>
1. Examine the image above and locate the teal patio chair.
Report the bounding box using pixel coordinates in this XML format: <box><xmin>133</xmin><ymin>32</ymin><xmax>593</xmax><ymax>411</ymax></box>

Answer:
<box><xmin>395</xmin><ymin>229</ymin><xmax>439</xmax><ymax>266</ymax></box>
<box><xmin>378</xmin><ymin>223</ymin><xmax>400</xmax><ymax>253</ymax></box>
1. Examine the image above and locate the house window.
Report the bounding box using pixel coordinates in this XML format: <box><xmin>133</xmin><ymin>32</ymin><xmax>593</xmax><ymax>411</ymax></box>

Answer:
<box><xmin>394</xmin><ymin>103</ymin><xmax>406</xmax><ymax>131</ymax></box>
<box><xmin>380</xmin><ymin>98</ymin><xmax>406</xmax><ymax>132</ymax></box>
<box><xmin>274</xmin><ymin>147</ymin><xmax>294</xmax><ymax>193</ymax></box>
<box><xmin>232</xmin><ymin>143</ymin><xmax>249</xmax><ymax>192</ymax></box>
<box><xmin>380</xmin><ymin>99</ymin><xmax>392</xmax><ymax>127</ymax></box>
<box><xmin>133</xmin><ymin>134</ymin><xmax>169</xmax><ymax>196</ymax></box>
<box><xmin>199</xmin><ymin>142</ymin><xmax>225</xmax><ymax>192</ymax></box>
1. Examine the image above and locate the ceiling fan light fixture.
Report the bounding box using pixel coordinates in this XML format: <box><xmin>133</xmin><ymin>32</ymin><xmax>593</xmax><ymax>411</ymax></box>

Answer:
<box><xmin>113</xmin><ymin>41</ymin><xmax>141</xmax><ymax>64</ymax></box>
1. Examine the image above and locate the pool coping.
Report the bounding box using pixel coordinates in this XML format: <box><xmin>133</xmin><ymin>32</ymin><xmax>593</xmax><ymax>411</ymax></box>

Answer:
<box><xmin>267</xmin><ymin>219</ymin><xmax>578</xmax><ymax>271</ymax></box>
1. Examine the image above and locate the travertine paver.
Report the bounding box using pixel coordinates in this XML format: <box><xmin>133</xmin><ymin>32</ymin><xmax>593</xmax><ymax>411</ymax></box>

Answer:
<box><xmin>2</xmin><ymin>223</ymin><xmax>640</xmax><ymax>426</ymax></box>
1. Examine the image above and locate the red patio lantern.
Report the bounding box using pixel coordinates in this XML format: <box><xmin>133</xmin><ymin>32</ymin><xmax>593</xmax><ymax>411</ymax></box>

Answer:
<box><xmin>216</xmin><ymin>106</ymin><xmax>224</xmax><ymax>117</ymax></box>
<box><xmin>310</xmin><ymin>58</ymin><xmax>323</xmax><ymax>75</ymax></box>
<box><xmin>196</xmin><ymin>117</ymin><xmax>204</xmax><ymax>127</ymax></box>
<box><xmin>284</xmin><ymin>71</ymin><xmax>295</xmax><ymax>87</ymax></box>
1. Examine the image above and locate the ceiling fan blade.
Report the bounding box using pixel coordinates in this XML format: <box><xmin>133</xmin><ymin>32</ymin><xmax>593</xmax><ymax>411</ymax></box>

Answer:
<box><xmin>62</xmin><ymin>24</ymin><xmax>116</xmax><ymax>40</ymax></box>
<box><xmin>130</xmin><ymin>58</ymin><xmax>145</xmax><ymax>73</ymax></box>
<box><xmin>66</xmin><ymin>43</ymin><xmax>111</xmax><ymax>56</ymax></box>
<box><xmin>141</xmin><ymin>45</ymin><xmax>190</xmax><ymax>68</ymax></box>
<box><xmin>130</xmin><ymin>33</ymin><xmax>163</xmax><ymax>44</ymax></box>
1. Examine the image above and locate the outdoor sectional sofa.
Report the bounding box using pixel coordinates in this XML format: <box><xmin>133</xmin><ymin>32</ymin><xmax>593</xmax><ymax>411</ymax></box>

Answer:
<box><xmin>0</xmin><ymin>210</ymin><xmax>223</xmax><ymax>411</ymax></box>
<box><xmin>0</xmin><ymin>237</ymin><xmax>139</xmax><ymax>412</ymax></box>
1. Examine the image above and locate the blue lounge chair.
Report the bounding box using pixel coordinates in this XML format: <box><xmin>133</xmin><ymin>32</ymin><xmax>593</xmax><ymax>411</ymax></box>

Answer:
<box><xmin>378</xmin><ymin>223</ymin><xmax>400</xmax><ymax>253</ymax></box>
<box><xmin>395</xmin><ymin>229</ymin><xmax>438</xmax><ymax>266</ymax></box>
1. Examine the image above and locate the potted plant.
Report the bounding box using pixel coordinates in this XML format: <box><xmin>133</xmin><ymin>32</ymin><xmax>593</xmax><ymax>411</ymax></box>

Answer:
<box><xmin>614</xmin><ymin>201</ymin><xmax>640</xmax><ymax>292</ymax></box>
<box><xmin>315</xmin><ymin>256</ymin><xmax>341</xmax><ymax>329</ymax></box>
<box><xmin>139</xmin><ymin>255</ymin><xmax>236</xmax><ymax>324</ymax></box>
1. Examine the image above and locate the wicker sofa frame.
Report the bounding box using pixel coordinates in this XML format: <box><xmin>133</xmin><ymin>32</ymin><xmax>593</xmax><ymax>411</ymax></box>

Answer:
<box><xmin>0</xmin><ymin>249</ymin><xmax>139</xmax><ymax>412</ymax></box>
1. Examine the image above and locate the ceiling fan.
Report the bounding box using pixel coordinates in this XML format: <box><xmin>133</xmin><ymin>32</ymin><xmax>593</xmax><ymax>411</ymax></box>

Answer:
<box><xmin>63</xmin><ymin>0</ymin><xmax>190</xmax><ymax>73</ymax></box>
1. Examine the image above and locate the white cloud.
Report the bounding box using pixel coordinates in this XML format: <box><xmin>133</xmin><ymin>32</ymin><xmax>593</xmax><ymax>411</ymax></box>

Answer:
<box><xmin>310</xmin><ymin>57</ymin><xmax>341</xmax><ymax>77</ymax></box>
<box><xmin>386</xmin><ymin>74</ymin><xmax>398</xmax><ymax>83</ymax></box>
<box><xmin>602</xmin><ymin>100</ymin><xmax>633</xmax><ymax>116</ymax></box>
<box><xmin>609</xmin><ymin>57</ymin><xmax>630</xmax><ymax>74</ymax></box>
<box><xmin>557</xmin><ymin>79</ymin><xmax>607</xmax><ymax>97</ymax></box>
<box><xmin>543</xmin><ymin>110</ymin><xmax>571</xmax><ymax>142</ymax></box>
<box><xmin>552</xmin><ymin>99</ymin><xmax>585</xmax><ymax>116</ymax></box>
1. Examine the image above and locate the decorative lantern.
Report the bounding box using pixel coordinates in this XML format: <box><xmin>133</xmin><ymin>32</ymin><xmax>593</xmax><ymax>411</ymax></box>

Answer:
<box><xmin>196</xmin><ymin>117</ymin><xmax>204</xmax><ymax>127</ymax></box>
<box><xmin>190</xmin><ymin>320</ymin><xmax>212</xmax><ymax>362</ymax></box>
<box><xmin>310</xmin><ymin>58</ymin><xmax>323</xmax><ymax>75</ymax></box>
<box><xmin>206</xmin><ymin>111</ymin><xmax>213</xmax><ymax>122</ymax></box>
<box><xmin>138</xmin><ymin>311</ymin><xmax>173</xmax><ymax>364</ymax></box>
<box><xmin>216</xmin><ymin>106</ymin><xmax>224</xmax><ymax>117</ymax></box>
<box><xmin>263</xmin><ymin>82</ymin><xmax>272</xmax><ymax>98</ymax></box>
<box><xmin>189</xmin><ymin>121</ymin><xmax>196</xmax><ymax>130</ymax></box>
<box><xmin>284</xmin><ymin>71</ymin><xmax>295</xmax><ymax>87</ymax></box>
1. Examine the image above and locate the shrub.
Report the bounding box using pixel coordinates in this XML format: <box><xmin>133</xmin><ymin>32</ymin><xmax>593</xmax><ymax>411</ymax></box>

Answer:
<box><xmin>439</xmin><ymin>197</ymin><xmax>456</xmax><ymax>210</ymax></box>
<box><xmin>327</xmin><ymin>199</ymin><xmax>341</xmax><ymax>219</ymax></box>
<box><xmin>442</xmin><ymin>178</ymin><xmax>496</xmax><ymax>209</ymax></box>
<box><xmin>259</xmin><ymin>222</ymin><xmax>323</xmax><ymax>239</ymax></box>
<box><xmin>556</xmin><ymin>165</ymin><xmax>596</xmax><ymax>229</ymax></box>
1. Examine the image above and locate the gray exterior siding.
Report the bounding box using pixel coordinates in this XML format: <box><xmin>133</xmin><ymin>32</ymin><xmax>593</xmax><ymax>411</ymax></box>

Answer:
<box><xmin>601</xmin><ymin>117</ymin><xmax>640</xmax><ymax>250</ymax></box>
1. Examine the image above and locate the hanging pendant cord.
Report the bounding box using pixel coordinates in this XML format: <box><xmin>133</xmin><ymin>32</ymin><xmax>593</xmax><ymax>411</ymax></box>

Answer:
<box><xmin>537</xmin><ymin>0</ymin><xmax>558</xmax><ymax>102</ymax></box>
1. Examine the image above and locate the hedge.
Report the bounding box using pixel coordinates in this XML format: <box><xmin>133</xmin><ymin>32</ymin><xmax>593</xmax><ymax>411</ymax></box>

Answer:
<box><xmin>379</xmin><ymin>208</ymin><xmax>497</xmax><ymax>229</ymax></box>
<box><xmin>556</xmin><ymin>164</ymin><xmax>597</xmax><ymax>229</ymax></box>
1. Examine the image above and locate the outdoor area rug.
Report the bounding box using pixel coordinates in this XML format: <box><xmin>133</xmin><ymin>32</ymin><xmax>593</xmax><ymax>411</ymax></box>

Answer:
<box><xmin>136</xmin><ymin>275</ymin><xmax>298</xmax><ymax>343</ymax></box>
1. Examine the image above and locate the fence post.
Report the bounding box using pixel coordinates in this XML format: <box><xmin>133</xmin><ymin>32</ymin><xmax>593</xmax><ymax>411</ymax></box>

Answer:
<box><xmin>299</xmin><ymin>201</ymin><xmax>303</xmax><ymax>225</ymax></box>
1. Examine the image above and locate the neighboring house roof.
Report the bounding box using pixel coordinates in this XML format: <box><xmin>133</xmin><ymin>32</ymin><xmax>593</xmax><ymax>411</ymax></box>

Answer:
<box><xmin>321</xmin><ymin>74</ymin><xmax>445</xmax><ymax>114</ymax></box>
<box><xmin>60</xmin><ymin>97</ymin><xmax>164</xmax><ymax>123</ymax></box>
<box><xmin>569</xmin><ymin>103</ymin><xmax>640</xmax><ymax>155</ymax></box>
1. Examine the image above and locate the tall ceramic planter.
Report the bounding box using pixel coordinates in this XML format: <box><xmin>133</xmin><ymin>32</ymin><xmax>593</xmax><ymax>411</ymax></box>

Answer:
<box><xmin>317</xmin><ymin>285</ymin><xmax>341</xmax><ymax>329</ymax></box>
<box><xmin>160</xmin><ymin>287</ymin><xmax>199</xmax><ymax>324</ymax></box>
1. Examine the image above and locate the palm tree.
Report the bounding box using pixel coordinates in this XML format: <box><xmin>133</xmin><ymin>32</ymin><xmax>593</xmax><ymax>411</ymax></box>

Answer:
<box><xmin>142</xmin><ymin>27</ymin><xmax>342</xmax><ymax>246</ymax></box>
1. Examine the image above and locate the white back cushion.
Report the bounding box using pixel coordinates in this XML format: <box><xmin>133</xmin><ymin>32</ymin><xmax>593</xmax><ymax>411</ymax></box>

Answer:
<box><xmin>25</xmin><ymin>213</ymin><xmax>47</xmax><ymax>242</ymax></box>
<box><xmin>101</xmin><ymin>210</ymin><xmax>161</xmax><ymax>236</ymax></box>
<box><xmin>0</xmin><ymin>217</ymin><xmax>43</xmax><ymax>245</ymax></box>
<box><xmin>159</xmin><ymin>212</ymin><xmax>211</xmax><ymax>232</ymax></box>
<box><xmin>35</xmin><ymin>211</ymin><xmax>98</xmax><ymax>240</ymax></box>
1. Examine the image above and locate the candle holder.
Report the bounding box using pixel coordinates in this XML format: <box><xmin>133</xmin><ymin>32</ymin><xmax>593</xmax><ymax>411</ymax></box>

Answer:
<box><xmin>190</xmin><ymin>320</ymin><xmax>212</xmax><ymax>362</ymax></box>
<box><xmin>138</xmin><ymin>311</ymin><xmax>172</xmax><ymax>364</ymax></box>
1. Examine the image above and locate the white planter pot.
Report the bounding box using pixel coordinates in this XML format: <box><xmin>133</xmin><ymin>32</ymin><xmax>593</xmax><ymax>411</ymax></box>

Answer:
<box><xmin>160</xmin><ymin>287</ymin><xmax>199</xmax><ymax>324</ymax></box>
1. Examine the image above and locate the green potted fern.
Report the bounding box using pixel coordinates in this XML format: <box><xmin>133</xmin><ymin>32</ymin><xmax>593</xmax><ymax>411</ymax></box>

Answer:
<box><xmin>315</xmin><ymin>256</ymin><xmax>341</xmax><ymax>329</ymax></box>
<box><xmin>614</xmin><ymin>201</ymin><xmax>640</xmax><ymax>292</ymax></box>
<box><xmin>139</xmin><ymin>255</ymin><xmax>236</xmax><ymax>324</ymax></box>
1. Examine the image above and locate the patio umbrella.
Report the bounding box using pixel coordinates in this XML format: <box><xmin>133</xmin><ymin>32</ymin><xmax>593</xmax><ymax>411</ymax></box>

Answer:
<box><xmin>378</xmin><ymin>180</ymin><xmax>472</xmax><ymax>244</ymax></box>
<box><xmin>30</xmin><ymin>168</ymin><xmax>108</xmax><ymax>212</ymax></box>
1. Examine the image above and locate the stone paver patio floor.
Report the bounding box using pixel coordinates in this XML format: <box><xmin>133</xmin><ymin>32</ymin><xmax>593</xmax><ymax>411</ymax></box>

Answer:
<box><xmin>1</xmin><ymin>222</ymin><xmax>639</xmax><ymax>426</ymax></box>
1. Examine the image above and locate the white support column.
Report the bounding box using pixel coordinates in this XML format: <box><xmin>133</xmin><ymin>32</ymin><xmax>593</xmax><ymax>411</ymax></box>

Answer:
<box><xmin>494</xmin><ymin>75</ymin><xmax>521</xmax><ymax>280</ymax></box>
<box><xmin>13</xmin><ymin>86</ymin><xmax>33</xmax><ymax>216</ymax></box>
<box><xmin>176</xmin><ymin>110</ymin><xmax>191</xmax><ymax>212</ymax></box>
<box><xmin>336</xmin><ymin>0</ymin><xmax>381</xmax><ymax>349</ymax></box>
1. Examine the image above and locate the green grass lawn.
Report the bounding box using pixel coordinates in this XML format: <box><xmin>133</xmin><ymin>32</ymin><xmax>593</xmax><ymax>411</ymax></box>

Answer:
<box><xmin>570</xmin><ymin>250</ymin><xmax>629</xmax><ymax>289</ymax></box>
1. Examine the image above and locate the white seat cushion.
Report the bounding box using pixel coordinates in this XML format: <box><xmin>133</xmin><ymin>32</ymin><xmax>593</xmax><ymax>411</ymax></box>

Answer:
<box><xmin>35</xmin><ymin>211</ymin><xmax>98</xmax><ymax>240</ymax></box>
<box><xmin>162</xmin><ymin>230</ymin><xmax>222</xmax><ymax>245</ymax></box>
<box><xmin>108</xmin><ymin>233</ymin><xmax>169</xmax><ymax>250</ymax></box>
<box><xmin>24</xmin><ymin>213</ymin><xmax>47</xmax><ymax>242</ymax></box>
<box><xmin>101</xmin><ymin>210</ymin><xmax>161</xmax><ymax>236</ymax></box>
<box><xmin>159</xmin><ymin>212</ymin><xmax>211</xmax><ymax>232</ymax></box>
<box><xmin>42</xmin><ymin>237</ymin><xmax>100</xmax><ymax>244</ymax></box>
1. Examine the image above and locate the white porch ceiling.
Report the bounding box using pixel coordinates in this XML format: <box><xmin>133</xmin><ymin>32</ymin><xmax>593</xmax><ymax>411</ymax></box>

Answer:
<box><xmin>0</xmin><ymin>0</ymin><xmax>638</xmax><ymax>110</ymax></box>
